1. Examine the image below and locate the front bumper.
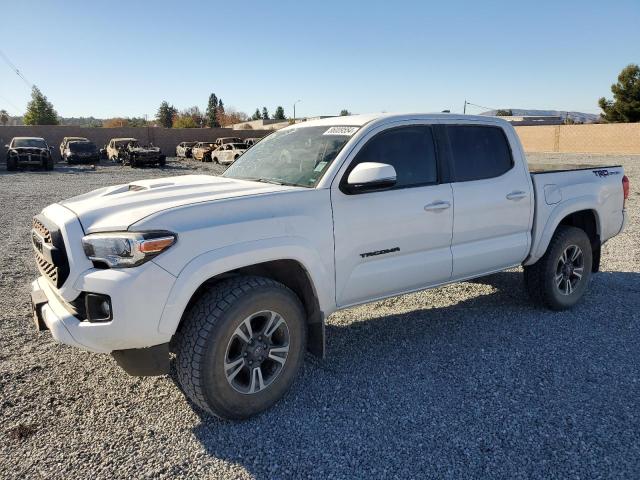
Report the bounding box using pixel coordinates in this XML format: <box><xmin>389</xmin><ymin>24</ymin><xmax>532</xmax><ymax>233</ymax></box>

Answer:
<box><xmin>31</xmin><ymin>260</ymin><xmax>177</xmax><ymax>353</ymax></box>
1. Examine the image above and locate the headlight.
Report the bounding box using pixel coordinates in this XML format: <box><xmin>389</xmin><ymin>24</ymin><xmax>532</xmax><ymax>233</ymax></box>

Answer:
<box><xmin>82</xmin><ymin>231</ymin><xmax>176</xmax><ymax>268</ymax></box>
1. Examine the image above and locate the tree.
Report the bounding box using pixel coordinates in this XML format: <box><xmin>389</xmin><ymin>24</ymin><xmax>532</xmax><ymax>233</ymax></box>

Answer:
<box><xmin>156</xmin><ymin>101</ymin><xmax>177</xmax><ymax>128</ymax></box>
<box><xmin>251</xmin><ymin>108</ymin><xmax>261</xmax><ymax>120</ymax></box>
<box><xmin>340</xmin><ymin>109</ymin><xmax>351</xmax><ymax>116</ymax></box>
<box><xmin>495</xmin><ymin>109</ymin><xmax>513</xmax><ymax>116</ymax></box>
<box><xmin>0</xmin><ymin>109</ymin><xmax>8</xmax><ymax>126</ymax></box>
<box><xmin>23</xmin><ymin>86</ymin><xmax>59</xmax><ymax>125</ymax></box>
<box><xmin>218</xmin><ymin>108</ymin><xmax>249</xmax><ymax>127</ymax></box>
<box><xmin>218</xmin><ymin>99</ymin><xmax>225</xmax><ymax>113</ymax></box>
<box><xmin>102</xmin><ymin>118</ymin><xmax>129</xmax><ymax>128</ymax></box>
<box><xmin>273</xmin><ymin>106</ymin><xmax>286</xmax><ymax>120</ymax></box>
<box><xmin>262</xmin><ymin>107</ymin><xmax>269</xmax><ymax>120</ymax></box>
<box><xmin>206</xmin><ymin>94</ymin><xmax>219</xmax><ymax>127</ymax></box>
<box><xmin>172</xmin><ymin>115</ymin><xmax>198</xmax><ymax>128</ymax></box>
<box><xmin>173</xmin><ymin>107</ymin><xmax>203</xmax><ymax>128</ymax></box>
<box><xmin>599</xmin><ymin>64</ymin><xmax>640</xmax><ymax>123</ymax></box>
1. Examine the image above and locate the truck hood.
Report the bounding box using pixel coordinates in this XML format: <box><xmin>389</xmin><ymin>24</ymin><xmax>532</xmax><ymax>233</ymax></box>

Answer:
<box><xmin>60</xmin><ymin>174</ymin><xmax>295</xmax><ymax>233</ymax></box>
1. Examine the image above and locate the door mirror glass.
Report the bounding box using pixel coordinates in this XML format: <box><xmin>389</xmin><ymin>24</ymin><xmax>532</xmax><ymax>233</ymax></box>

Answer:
<box><xmin>346</xmin><ymin>162</ymin><xmax>396</xmax><ymax>193</ymax></box>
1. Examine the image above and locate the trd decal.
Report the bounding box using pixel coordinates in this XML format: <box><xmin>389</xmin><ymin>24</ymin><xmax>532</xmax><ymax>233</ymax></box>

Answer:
<box><xmin>360</xmin><ymin>247</ymin><xmax>400</xmax><ymax>258</ymax></box>
<box><xmin>593</xmin><ymin>169</ymin><xmax>620</xmax><ymax>177</ymax></box>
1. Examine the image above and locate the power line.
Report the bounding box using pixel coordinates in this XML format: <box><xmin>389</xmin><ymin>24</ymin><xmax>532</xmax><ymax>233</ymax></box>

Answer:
<box><xmin>0</xmin><ymin>49</ymin><xmax>33</xmax><ymax>88</ymax></box>
<box><xmin>464</xmin><ymin>100</ymin><xmax>498</xmax><ymax>113</ymax></box>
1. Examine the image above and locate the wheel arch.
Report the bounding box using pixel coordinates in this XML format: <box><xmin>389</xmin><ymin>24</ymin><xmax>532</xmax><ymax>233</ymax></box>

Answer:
<box><xmin>160</xmin><ymin>247</ymin><xmax>330</xmax><ymax>358</ymax></box>
<box><xmin>527</xmin><ymin>206</ymin><xmax>601</xmax><ymax>270</ymax></box>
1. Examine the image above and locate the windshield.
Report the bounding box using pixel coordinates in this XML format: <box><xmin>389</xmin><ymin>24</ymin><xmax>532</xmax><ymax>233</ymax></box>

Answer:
<box><xmin>223</xmin><ymin>126</ymin><xmax>357</xmax><ymax>187</ymax></box>
<box><xmin>12</xmin><ymin>138</ymin><xmax>47</xmax><ymax>148</ymax></box>
<box><xmin>69</xmin><ymin>142</ymin><xmax>96</xmax><ymax>152</ymax></box>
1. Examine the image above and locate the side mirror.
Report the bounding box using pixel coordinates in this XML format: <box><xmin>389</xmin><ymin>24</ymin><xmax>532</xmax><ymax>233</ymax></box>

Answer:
<box><xmin>4</xmin><ymin>144</ymin><xmax>9</xmax><ymax>148</ymax></box>
<box><xmin>346</xmin><ymin>162</ymin><xmax>397</xmax><ymax>193</ymax></box>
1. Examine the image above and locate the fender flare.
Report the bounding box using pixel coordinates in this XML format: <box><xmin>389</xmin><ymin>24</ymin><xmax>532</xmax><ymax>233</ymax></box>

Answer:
<box><xmin>157</xmin><ymin>237</ymin><xmax>333</xmax><ymax>336</ymax></box>
<box><xmin>525</xmin><ymin>197</ymin><xmax>601</xmax><ymax>266</ymax></box>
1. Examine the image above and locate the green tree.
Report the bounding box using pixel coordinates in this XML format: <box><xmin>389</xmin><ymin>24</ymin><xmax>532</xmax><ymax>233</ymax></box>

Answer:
<box><xmin>251</xmin><ymin>108</ymin><xmax>261</xmax><ymax>120</ymax></box>
<box><xmin>206</xmin><ymin>93</ymin><xmax>219</xmax><ymax>127</ymax></box>
<box><xmin>23</xmin><ymin>86</ymin><xmax>59</xmax><ymax>125</ymax></box>
<box><xmin>0</xmin><ymin>109</ymin><xmax>8</xmax><ymax>126</ymax></box>
<box><xmin>172</xmin><ymin>115</ymin><xmax>198</xmax><ymax>128</ymax></box>
<box><xmin>262</xmin><ymin>107</ymin><xmax>269</xmax><ymax>120</ymax></box>
<box><xmin>495</xmin><ymin>109</ymin><xmax>513</xmax><ymax>116</ymax></box>
<box><xmin>339</xmin><ymin>109</ymin><xmax>351</xmax><ymax>116</ymax></box>
<box><xmin>156</xmin><ymin>101</ymin><xmax>177</xmax><ymax>128</ymax></box>
<box><xmin>218</xmin><ymin>99</ymin><xmax>225</xmax><ymax>113</ymax></box>
<box><xmin>599</xmin><ymin>64</ymin><xmax>640</xmax><ymax>123</ymax></box>
<box><xmin>273</xmin><ymin>106</ymin><xmax>286</xmax><ymax>120</ymax></box>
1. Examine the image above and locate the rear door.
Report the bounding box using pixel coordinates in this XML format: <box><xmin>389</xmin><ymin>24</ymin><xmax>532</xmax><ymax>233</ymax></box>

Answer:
<box><xmin>332</xmin><ymin>123</ymin><xmax>454</xmax><ymax>307</ymax></box>
<box><xmin>443</xmin><ymin>122</ymin><xmax>532</xmax><ymax>278</ymax></box>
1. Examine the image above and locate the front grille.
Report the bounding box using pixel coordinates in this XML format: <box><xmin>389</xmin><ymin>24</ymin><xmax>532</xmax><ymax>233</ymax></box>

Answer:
<box><xmin>32</xmin><ymin>215</ymin><xmax>70</xmax><ymax>288</ymax></box>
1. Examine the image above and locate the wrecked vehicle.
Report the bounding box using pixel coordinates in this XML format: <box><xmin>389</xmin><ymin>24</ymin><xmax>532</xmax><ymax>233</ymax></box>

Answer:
<box><xmin>211</xmin><ymin>142</ymin><xmax>247</xmax><ymax>164</ymax></box>
<box><xmin>214</xmin><ymin>137</ymin><xmax>242</xmax><ymax>147</ymax></box>
<box><xmin>191</xmin><ymin>142</ymin><xmax>216</xmax><ymax>162</ymax></box>
<box><xmin>106</xmin><ymin>138</ymin><xmax>166</xmax><ymax>167</ymax></box>
<box><xmin>62</xmin><ymin>141</ymin><xmax>100</xmax><ymax>164</ymax></box>
<box><xmin>176</xmin><ymin>142</ymin><xmax>197</xmax><ymax>158</ymax></box>
<box><xmin>5</xmin><ymin>137</ymin><xmax>54</xmax><ymax>171</ymax></box>
<box><xmin>59</xmin><ymin>137</ymin><xmax>89</xmax><ymax>158</ymax></box>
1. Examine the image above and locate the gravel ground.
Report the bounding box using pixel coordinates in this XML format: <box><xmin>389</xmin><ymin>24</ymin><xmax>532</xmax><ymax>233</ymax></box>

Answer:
<box><xmin>1</xmin><ymin>154</ymin><xmax>639</xmax><ymax>479</ymax></box>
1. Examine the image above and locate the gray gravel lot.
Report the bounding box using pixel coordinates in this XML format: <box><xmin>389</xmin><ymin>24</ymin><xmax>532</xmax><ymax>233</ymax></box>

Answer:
<box><xmin>1</xmin><ymin>154</ymin><xmax>639</xmax><ymax>479</ymax></box>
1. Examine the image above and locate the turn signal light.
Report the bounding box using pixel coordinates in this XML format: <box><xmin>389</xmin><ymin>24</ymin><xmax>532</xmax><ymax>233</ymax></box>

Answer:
<box><xmin>622</xmin><ymin>175</ymin><xmax>629</xmax><ymax>208</ymax></box>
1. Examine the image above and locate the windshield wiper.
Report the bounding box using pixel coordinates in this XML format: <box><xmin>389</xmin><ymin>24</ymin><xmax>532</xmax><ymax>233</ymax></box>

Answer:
<box><xmin>244</xmin><ymin>177</ymin><xmax>301</xmax><ymax>187</ymax></box>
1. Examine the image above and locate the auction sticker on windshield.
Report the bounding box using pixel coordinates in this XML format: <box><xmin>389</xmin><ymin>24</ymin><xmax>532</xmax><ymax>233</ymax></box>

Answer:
<box><xmin>323</xmin><ymin>126</ymin><xmax>359</xmax><ymax>136</ymax></box>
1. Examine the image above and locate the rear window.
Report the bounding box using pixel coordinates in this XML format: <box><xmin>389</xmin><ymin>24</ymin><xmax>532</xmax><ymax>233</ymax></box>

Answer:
<box><xmin>446</xmin><ymin>125</ymin><xmax>513</xmax><ymax>182</ymax></box>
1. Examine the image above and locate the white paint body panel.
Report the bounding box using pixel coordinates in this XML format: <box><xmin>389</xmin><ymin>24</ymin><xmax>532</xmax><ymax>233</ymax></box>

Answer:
<box><xmin>29</xmin><ymin>113</ymin><xmax>626</xmax><ymax>353</ymax></box>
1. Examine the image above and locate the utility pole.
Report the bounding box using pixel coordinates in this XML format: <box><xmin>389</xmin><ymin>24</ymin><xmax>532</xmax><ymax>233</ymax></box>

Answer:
<box><xmin>463</xmin><ymin>99</ymin><xmax>467</xmax><ymax>114</ymax></box>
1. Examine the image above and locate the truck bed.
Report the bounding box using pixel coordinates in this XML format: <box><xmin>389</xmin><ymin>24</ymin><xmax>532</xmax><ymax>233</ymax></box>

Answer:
<box><xmin>528</xmin><ymin>163</ymin><xmax>622</xmax><ymax>174</ymax></box>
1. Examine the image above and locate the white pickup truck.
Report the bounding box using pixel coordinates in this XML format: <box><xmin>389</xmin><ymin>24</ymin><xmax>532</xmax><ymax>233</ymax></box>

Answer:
<box><xmin>30</xmin><ymin>114</ymin><xmax>629</xmax><ymax>419</ymax></box>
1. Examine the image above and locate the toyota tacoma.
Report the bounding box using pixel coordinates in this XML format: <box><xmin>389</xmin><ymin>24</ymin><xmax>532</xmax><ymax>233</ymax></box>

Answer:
<box><xmin>29</xmin><ymin>114</ymin><xmax>629</xmax><ymax>419</ymax></box>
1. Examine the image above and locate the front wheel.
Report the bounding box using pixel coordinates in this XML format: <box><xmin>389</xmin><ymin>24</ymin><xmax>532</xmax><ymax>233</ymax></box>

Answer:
<box><xmin>174</xmin><ymin>276</ymin><xmax>307</xmax><ymax>419</ymax></box>
<box><xmin>524</xmin><ymin>226</ymin><xmax>592</xmax><ymax>310</ymax></box>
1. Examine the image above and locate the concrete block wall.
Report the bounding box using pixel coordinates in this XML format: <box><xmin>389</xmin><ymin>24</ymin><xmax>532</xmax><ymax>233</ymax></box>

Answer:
<box><xmin>0</xmin><ymin>126</ymin><xmax>270</xmax><ymax>159</ymax></box>
<box><xmin>515</xmin><ymin>123</ymin><xmax>640</xmax><ymax>154</ymax></box>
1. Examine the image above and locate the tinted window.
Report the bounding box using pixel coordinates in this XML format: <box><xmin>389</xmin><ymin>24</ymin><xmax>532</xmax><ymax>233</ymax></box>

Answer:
<box><xmin>350</xmin><ymin>126</ymin><xmax>437</xmax><ymax>189</ymax></box>
<box><xmin>446</xmin><ymin>125</ymin><xmax>512</xmax><ymax>182</ymax></box>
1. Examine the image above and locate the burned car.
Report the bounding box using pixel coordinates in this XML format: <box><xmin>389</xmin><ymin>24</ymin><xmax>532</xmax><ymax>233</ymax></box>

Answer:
<box><xmin>62</xmin><ymin>140</ymin><xmax>100</xmax><ymax>164</ymax></box>
<box><xmin>106</xmin><ymin>137</ymin><xmax>137</xmax><ymax>162</ymax></box>
<box><xmin>211</xmin><ymin>142</ymin><xmax>247</xmax><ymax>164</ymax></box>
<box><xmin>59</xmin><ymin>136</ymin><xmax>89</xmax><ymax>158</ymax></box>
<box><xmin>191</xmin><ymin>141</ymin><xmax>216</xmax><ymax>162</ymax></box>
<box><xmin>106</xmin><ymin>138</ymin><xmax>165</xmax><ymax>167</ymax></box>
<box><xmin>5</xmin><ymin>137</ymin><xmax>54</xmax><ymax>171</ymax></box>
<box><xmin>214</xmin><ymin>137</ymin><xmax>242</xmax><ymax>147</ymax></box>
<box><xmin>176</xmin><ymin>141</ymin><xmax>197</xmax><ymax>158</ymax></box>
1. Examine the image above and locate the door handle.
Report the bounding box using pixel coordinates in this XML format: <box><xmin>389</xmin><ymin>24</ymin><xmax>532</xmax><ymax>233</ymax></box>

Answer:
<box><xmin>506</xmin><ymin>191</ymin><xmax>527</xmax><ymax>201</ymax></box>
<box><xmin>424</xmin><ymin>200</ymin><xmax>451</xmax><ymax>211</ymax></box>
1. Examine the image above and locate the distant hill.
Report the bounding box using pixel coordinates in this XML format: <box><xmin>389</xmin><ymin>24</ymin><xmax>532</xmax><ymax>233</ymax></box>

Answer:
<box><xmin>481</xmin><ymin>109</ymin><xmax>599</xmax><ymax>124</ymax></box>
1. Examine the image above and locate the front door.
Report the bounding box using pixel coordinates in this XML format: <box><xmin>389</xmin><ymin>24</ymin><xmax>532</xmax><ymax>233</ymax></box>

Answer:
<box><xmin>332</xmin><ymin>124</ymin><xmax>454</xmax><ymax>307</ymax></box>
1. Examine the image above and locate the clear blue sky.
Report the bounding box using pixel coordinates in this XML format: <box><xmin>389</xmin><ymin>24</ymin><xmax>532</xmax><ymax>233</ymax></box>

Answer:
<box><xmin>1</xmin><ymin>0</ymin><xmax>639</xmax><ymax>119</ymax></box>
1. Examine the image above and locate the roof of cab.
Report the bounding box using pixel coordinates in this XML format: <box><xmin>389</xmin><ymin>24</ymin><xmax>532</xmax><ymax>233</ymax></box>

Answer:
<box><xmin>11</xmin><ymin>136</ymin><xmax>46</xmax><ymax>140</ymax></box>
<box><xmin>283</xmin><ymin>112</ymin><xmax>510</xmax><ymax>129</ymax></box>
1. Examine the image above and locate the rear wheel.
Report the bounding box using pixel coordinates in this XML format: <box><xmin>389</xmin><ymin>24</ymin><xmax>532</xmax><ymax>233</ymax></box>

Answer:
<box><xmin>174</xmin><ymin>276</ymin><xmax>307</xmax><ymax>419</ymax></box>
<box><xmin>524</xmin><ymin>226</ymin><xmax>592</xmax><ymax>310</ymax></box>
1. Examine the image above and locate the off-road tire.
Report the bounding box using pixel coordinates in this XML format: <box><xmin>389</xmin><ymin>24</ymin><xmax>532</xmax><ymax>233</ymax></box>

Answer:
<box><xmin>524</xmin><ymin>226</ymin><xmax>592</xmax><ymax>310</ymax></box>
<box><xmin>174</xmin><ymin>276</ymin><xmax>307</xmax><ymax>419</ymax></box>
